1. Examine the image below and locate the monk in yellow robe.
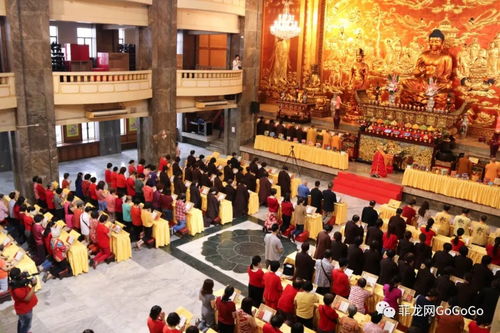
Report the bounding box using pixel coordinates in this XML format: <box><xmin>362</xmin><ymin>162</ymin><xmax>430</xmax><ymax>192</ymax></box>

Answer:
<box><xmin>330</xmin><ymin>133</ymin><xmax>342</xmax><ymax>151</ymax></box>
<box><xmin>322</xmin><ymin>130</ymin><xmax>331</xmax><ymax>149</ymax></box>
<box><xmin>434</xmin><ymin>205</ymin><xmax>452</xmax><ymax>236</ymax></box>
<box><xmin>306</xmin><ymin>126</ymin><xmax>317</xmax><ymax>145</ymax></box>
<box><xmin>470</xmin><ymin>216</ymin><xmax>490</xmax><ymax>246</ymax></box>
<box><xmin>456</xmin><ymin>154</ymin><xmax>472</xmax><ymax>175</ymax></box>
<box><xmin>484</xmin><ymin>158</ymin><xmax>499</xmax><ymax>183</ymax></box>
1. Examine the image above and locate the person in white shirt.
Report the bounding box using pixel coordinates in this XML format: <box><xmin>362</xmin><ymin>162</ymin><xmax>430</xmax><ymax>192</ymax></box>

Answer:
<box><xmin>80</xmin><ymin>206</ymin><xmax>92</xmax><ymax>242</ymax></box>
<box><xmin>232</xmin><ymin>55</ymin><xmax>241</xmax><ymax>70</ymax></box>
<box><xmin>264</xmin><ymin>223</ymin><xmax>284</xmax><ymax>267</ymax></box>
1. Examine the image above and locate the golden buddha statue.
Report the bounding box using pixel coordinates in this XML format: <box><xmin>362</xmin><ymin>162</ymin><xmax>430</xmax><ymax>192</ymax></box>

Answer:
<box><xmin>350</xmin><ymin>48</ymin><xmax>369</xmax><ymax>90</ymax></box>
<box><xmin>400</xmin><ymin>29</ymin><xmax>454</xmax><ymax>110</ymax></box>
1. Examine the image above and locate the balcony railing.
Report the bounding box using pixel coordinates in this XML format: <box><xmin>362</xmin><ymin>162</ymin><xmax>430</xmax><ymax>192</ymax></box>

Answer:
<box><xmin>176</xmin><ymin>70</ymin><xmax>243</xmax><ymax>96</ymax></box>
<box><xmin>0</xmin><ymin>73</ymin><xmax>17</xmax><ymax>110</ymax></box>
<box><xmin>53</xmin><ymin>70</ymin><xmax>152</xmax><ymax>105</ymax></box>
<box><xmin>178</xmin><ymin>0</ymin><xmax>245</xmax><ymax>16</ymax></box>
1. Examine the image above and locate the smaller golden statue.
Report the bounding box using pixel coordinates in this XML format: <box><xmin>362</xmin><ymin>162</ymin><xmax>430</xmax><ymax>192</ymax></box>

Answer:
<box><xmin>350</xmin><ymin>48</ymin><xmax>369</xmax><ymax>90</ymax></box>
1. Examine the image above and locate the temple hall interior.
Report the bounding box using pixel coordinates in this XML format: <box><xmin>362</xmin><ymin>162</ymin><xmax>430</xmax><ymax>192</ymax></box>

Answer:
<box><xmin>0</xmin><ymin>1</ymin><xmax>499</xmax><ymax>333</ymax></box>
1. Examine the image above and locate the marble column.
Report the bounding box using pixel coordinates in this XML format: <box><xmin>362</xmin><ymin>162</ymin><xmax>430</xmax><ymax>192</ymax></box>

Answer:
<box><xmin>227</xmin><ymin>0</ymin><xmax>262</xmax><ymax>154</ymax></box>
<box><xmin>98</xmin><ymin>120</ymin><xmax>122</xmax><ymax>156</ymax></box>
<box><xmin>5</xmin><ymin>0</ymin><xmax>58</xmax><ymax>195</ymax></box>
<box><xmin>136</xmin><ymin>0</ymin><xmax>177</xmax><ymax>164</ymax></box>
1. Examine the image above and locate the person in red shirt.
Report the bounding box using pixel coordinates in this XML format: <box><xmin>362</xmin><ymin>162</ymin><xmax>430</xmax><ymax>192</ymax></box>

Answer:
<box><xmin>264</xmin><ymin>188</ymin><xmax>280</xmax><ymax>231</ymax></box>
<box><xmin>318</xmin><ymin>293</ymin><xmax>339</xmax><ymax>333</ymax></box>
<box><xmin>263</xmin><ymin>315</ymin><xmax>284</xmax><ymax>333</ymax></box>
<box><xmin>61</xmin><ymin>173</ymin><xmax>71</xmax><ymax>190</ymax></box>
<box><xmin>127</xmin><ymin>173</ymin><xmax>137</xmax><ymax>197</ymax></box>
<box><xmin>468</xmin><ymin>317</ymin><xmax>491</xmax><ymax>333</ymax></box>
<box><xmin>88</xmin><ymin>177</ymin><xmax>98</xmax><ymax>206</ymax></box>
<box><xmin>331</xmin><ymin>258</ymin><xmax>350</xmax><ymax>297</ymax></box>
<box><xmin>451</xmin><ymin>228</ymin><xmax>466</xmax><ymax>252</ymax></box>
<box><xmin>72</xmin><ymin>201</ymin><xmax>84</xmax><ymax>231</ymax></box>
<box><xmin>158</xmin><ymin>155</ymin><xmax>169</xmax><ymax>174</ymax></box>
<box><xmin>143</xmin><ymin>180</ymin><xmax>154</xmax><ymax>203</ymax></box>
<box><xmin>128</xmin><ymin>160</ymin><xmax>136</xmax><ymax>176</ymax></box>
<box><xmin>147</xmin><ymin>305</ymin><xmax>166</xmax><ymax>333</ymax></box>
<box><xmin>104</xmin><ymin>162</ymin><xmax>113</xmax><ymax>186</ymax></box>
<box><xmin>402</xmin><ymin>198</ymin><xmax>417</xmax><ymax>225</ymax></box>
<box><xmin>116</xmin><ymin>167</ymin><xmax>127</xmax><ymax>196</ymax></box>
<box><xmin>23</xmin><ymin>206</ymin><xmax>35</xmax><ymax>240</ymax></box>
<box><xmin>420</xmin><ymin>218</ymin><xmax>436</xmax><ymax>246</ymax></box>
<box><xmin>382</xmin><ymin>225</ymin><xmax>399</xmax><ymax>252</ymax></box>
<box><xmin>278</xmin><ymin>278</ymin><xmax>302</xmax><ymax>321</ymax></box>
<box><xmin>45</xmin><ymin>185</ymin><xmax>55</xmax><ymax>212</ymax></box>
<box><xmin>137</xmin><ymin>158</ymin><xmax>146</xmax><ymax>175</ymax></box>
<box><xmin>9</xmin><ymin>267</ymin><xmax>38</xmax><ymax>333</ymax></box>
<box><xmin>486</xmin><ymin>237</ymin><xmax>500</xmax><ymax>266</ymax></box>
<box><xmin>82</xmin><ymin>174</ymin><xmax>91</xmax><ymax>201</ymax></box>
<box><xmin>130</xmin><ymin>199</ymin><xmax>143</xmax><ymax>244</ymax></box>
<box><xmin>91</xmin><ymin>215</ymin><xmax>112</xmax><ymax>268</ymax></box>
<box><xmin>280</xmin><ymin>193</ymin><xmax>294</xmax><ymax>233</ymax></box>
<box><xmin>263</xmin><ymin>261</ymin><xmax>283</xmax><ymax>309</ymax></box>
<box><xmin>247</xmin><ymin>255</ymin><xmax>265</xmax><ymax>307</ymax></box>
<box><xmin>35</xmin><ymin>178</ymin><xmax>46</xmax><ymax>208</ymax></box>
<box><xmin>162</xmin><ymin>312</ymin><xmax>183</xmax><ymax>333</ymax></box>
<box><xmin>110</xmin><ymin>166</ymin><xmax>119</xmax><ymax>190</ymax></box>
<box><xmin>215</xmin><ymin>286</ymin><xmax>236</xmax><ymax>333</ymax></box>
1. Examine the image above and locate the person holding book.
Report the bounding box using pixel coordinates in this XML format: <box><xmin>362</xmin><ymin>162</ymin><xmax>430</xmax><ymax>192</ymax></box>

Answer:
<box><xmin>263</xmin><ymin>261</ymin><xmax>283</xmax><ymax>310</ymax></box>
<box><xmin>338</xmin><ymin>305</ymin><xmax>360</xmax><ymax>333</ymax></box>
<box><xmin>263</xmin><ymin>314</ymin><xmax>284</xmax><ymax>333</ymax></box>
<box><xmin>173</xmin><ymin>194</ymin><xmax>188</xmax><ymax>233</ymax></box>
<box><xmin>294</xmin><ymin>280</ymin><xmax>319</xmax><ymax>329</ymax></box>
<box><xmin>278</xmin><ymin>278</ymin><xmax>302</xmax><ymax>323</ymax></box>
<box><xmin>317</xmin><ymin>293</ymin><xmax>339</xmax><ymax>333</ymax></box>
<box><xmin>331</xmin><ymin>258</ymin><xmax>350</xmax><ymax>298</ymax></box>
<box><xmin>234</xmin><ymin>297</ymin><xmax>257</xmax><ymax>333</ymax></box>
<box><xmin>215</xmin><ymin>286</ymin><xmax>236</xmax><ymax>333</ymax></box>
<box><xmin>163</xmin><ymin>312</ymin><xmax>183</xmax><ymax>333</ymax></box>
<box><xmin>348</xmin><ymin>277</ymin><xmax>373</xmax><ymax>314</ymax></box>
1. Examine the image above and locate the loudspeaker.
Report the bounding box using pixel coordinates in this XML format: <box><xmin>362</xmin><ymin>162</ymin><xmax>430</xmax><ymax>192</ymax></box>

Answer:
<box><xmin>250</xmin><ymin>101</ymin><xmax>260</xmax><ymax>114</ymax></box>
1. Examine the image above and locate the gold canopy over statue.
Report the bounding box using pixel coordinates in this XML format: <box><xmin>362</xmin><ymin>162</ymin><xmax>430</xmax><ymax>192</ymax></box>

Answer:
<box><xmin>400</xmin><ymin>29</ymin><xmax>455</xmax><ymax>110</ymax></box>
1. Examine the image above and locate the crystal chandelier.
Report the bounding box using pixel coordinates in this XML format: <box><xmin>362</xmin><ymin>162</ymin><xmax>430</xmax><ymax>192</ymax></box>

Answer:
<box><xmin>270</xmin><ymin>0</ymin><xmax>301</xmax><ymax>40</ymax></box>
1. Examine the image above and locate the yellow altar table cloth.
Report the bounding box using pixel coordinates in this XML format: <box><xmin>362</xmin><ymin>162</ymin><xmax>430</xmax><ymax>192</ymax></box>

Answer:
<box><xmin>272</xmin><ymin>184</ymin><xmax>281</xmax><ymax>199</ymax></box>
<box><xmin>153</xmin><ymin>218</ymin><xmax>170</xmax><ymax>248</ymax></box>
<box><xmin>305</xmin><ymin>213</ymin><xmax>322</xmax><ymax>240</ymax></box>
<box><xmin>254</xmin><ymin>135</ymin><xmax>349</xmax><ymax>170</ymax></box>
<box><xmin>402</xmin><ymin>168</ymin><xmax>500</xmax><ymax>209</ymax></box>
<box><xmin>187</xmin><ymin>208</ymin><xmax>204</xmax><ymax>236</ymax></box>
<box><xmin>219</xmin><ymin>199</ymin><xmax>233</xmax><ymax>224</ymax></box>
<box><xmin>378</xmin><ymin>204</ymin><xmax>397</xmax><ymax>220</ymax></box>
<box><xmin>432</xmin><ymin>234</ymin><xmax>486</xmax><ymax>264</ymax></box>
<box><xmin>201</xmin><ymin>193</ymin><xmax>208</xmax><ymax>211</ymax></box>
<box><xmin>248</xmin><ymin>191</ymin><xmax>259</xmax><ymax>215</ymax></box>
<box><xmin>110</xmin><ymin>230</ymin><xmax>132</xmax><ymax>262</ymax></box>
<box><xmin>59</xmin><ymin>229</ymin><xmax>89</xmax><ymax>276</ymax></box>
<box><xmin>334</xmin><ymin>202</ymin><xmax>348</xmax><ymax>225</ymax></box>
<box><xmin>291</xmin><ymin>177</ymin><xmax>301</xmax><ymax>199</ymax></box>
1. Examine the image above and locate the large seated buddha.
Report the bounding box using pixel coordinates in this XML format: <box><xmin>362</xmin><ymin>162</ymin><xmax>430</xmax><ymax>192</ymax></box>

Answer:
<box><xmin>400</xmin><ymin>29</ymin><xmax>455</xmax><ymax>110</ymax></box>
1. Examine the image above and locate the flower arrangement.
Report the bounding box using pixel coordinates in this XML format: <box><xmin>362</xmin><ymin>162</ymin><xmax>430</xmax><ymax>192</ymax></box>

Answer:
<box><xmin>387</xmin><ymin>74</ymin><xmax>399</xmax><ymax>95</ymax></box>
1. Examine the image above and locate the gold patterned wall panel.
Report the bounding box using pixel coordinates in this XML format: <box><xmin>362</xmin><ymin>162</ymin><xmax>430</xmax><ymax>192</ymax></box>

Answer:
<box><xmin>260</xmin><ymin>0</ymin><xmax>500</xmax><ymax>132</ymax></box>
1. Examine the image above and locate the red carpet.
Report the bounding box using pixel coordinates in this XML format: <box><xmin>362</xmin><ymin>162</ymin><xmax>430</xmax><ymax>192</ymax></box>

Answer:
<box><xmin>333</xmin><ymin>172</ymin><xmax>403</xmax><ymax>204</ymax></box>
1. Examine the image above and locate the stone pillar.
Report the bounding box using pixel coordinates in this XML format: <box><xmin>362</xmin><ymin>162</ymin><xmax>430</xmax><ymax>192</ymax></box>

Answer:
<box><xmin>0</xmin><ymin>132</ymin><xmax>12</xmax><ymax>171</ymax></box>
<box><xmin>5</xmin><ymin>0</ymin><xmax>58</xmax><ymax>195</ymax></box>
<box><xmin>98</xmin><ymin>120</ymin><xmax>122</xmax><ymax>155</ymax></box>
<box><xmin>230</xmin><ymin>0</ymin><xmax>262</xmax><ymax>153</ymax></box>
<box><xmin>136</xmin><ymin>0</ymin><xmax>177</xmax><ymax>165</ymax></box>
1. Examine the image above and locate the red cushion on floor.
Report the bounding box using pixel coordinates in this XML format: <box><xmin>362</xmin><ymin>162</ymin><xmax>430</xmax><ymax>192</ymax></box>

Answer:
<box><xmin>178</xmin><ymin>227</ymin><xmax>189</xmax><ymax>235</ymax></box>
<box><xmin>295</xmin><ymin>231</ymin><xmax>309</xmax><ymax>242</ymax></box>
<box><xmin>283</xmin><ymin>225</ymin><xmax>295</xmax><ymax>237</ymax></box>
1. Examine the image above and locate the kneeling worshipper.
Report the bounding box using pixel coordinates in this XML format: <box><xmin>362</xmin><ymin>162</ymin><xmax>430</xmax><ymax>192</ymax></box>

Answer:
<box><xmin>42</xmin><ymin>227</ymin><xmax>72</xmax><ymax>282</ymax></box>
<box><xmin>370</xmin><ymin>146</ymin><xmax>387</xmax><ymax>178</ymax></box>
<box><xmin>204</xmin><ymin>188</ymin><xmax>220</xmax><ymax>227</ymax></box>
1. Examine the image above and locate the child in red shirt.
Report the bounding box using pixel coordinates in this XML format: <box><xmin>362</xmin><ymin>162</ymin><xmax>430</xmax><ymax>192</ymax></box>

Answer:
<box><xmin>82</xmin><ymin>174</ymin><xmax>91</xmax><ymax>200</ymax></box>
<box><xmin>45</xmin><ymin>186</ymin><xmax>55</xmax><ymax>211</ymax></box>
<box><xmin>277</xmin><ymin>279</ymin><xmax>302</xmax><ymax>319</ymax></box>
<box><xmin>263</xmin><ymin>315</ymin><xmax>284</xmax><ymax>333</ymax></box>
<box><xmin>116</xmin><ymin>167</ymin><xmax>127</xmax><ymax>196</ymax></box>
<box><xmin>331</xmin><ymin>258</ymin><xmax>350</xmax><ymax>297</ymax></box>
<box><xmin>61</xmin><ymin>173</ymin><xmax>71</xmax><ymax>190</ymax></box>
<box><xmin>110</xmin><ymin>166</ymin><xmax>119</xmax><ymax>190</ymax></box>
<box><xmin>420</xmin><ymin>218</ymin><xmax>436</xmax><ymax>246</ymax></box>
<box><xmin>263</xmin><ymin>261</ymin><xmax>283</xmax><ymax>309</ymax></box>
<box><xmin>88</xmin><ymin>177</ymin><xmax>98</xmax><ymax>205</ymax></box>
<box><xmin>91</xmin><ymin>215</ymin><xmax>111</xmax><ymax>268</ymax></box>
<box><xmin>451</xmin><ymin>228</ymin><xmax>466</xmax><ymax>252</ymax></box>
<box><xmin>147</xmin><ymin>305</ymin><xmax>166</xmax><ymax>333</ymax></box>
<box><xmin>130</xmin><ymin>200</ymin><xmax>143</xmax><ymax>245</ymax></box>
<box><xmin>128</xmin><ymin>160</ymin><xmax>136</xmax><ymax>176</ymax></box>
<box><xmin>318</xmin><ymin>293</ymin><xmax>339</xmax><ymax>332</ymax></box>
<box><xmin>104</xmin><ymin>163</ymin><xmax>113</xmax><ymax>186</ymax></box>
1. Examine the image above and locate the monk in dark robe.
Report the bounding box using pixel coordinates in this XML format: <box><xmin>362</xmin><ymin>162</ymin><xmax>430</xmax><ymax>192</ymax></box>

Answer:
<box><xmin>187</xmin><ymin>150</ymin><xmax>197</xmax><ymax>168</ymax></box>
<box><xmin>313</xmin><ymin>225</ymin><xmax>333</xmax><ymax>259</ymax></box>
<box><xmin>235</xmin><ymin>168</ymin><xmax>244</xmax><ymax>184</ymax></box>
<box><xmin>256</xmin><ymin>162</ymin><xmax>269</xmax><ymax>179</ymax></box>
<box><xmin>207</xmin><ymin>158</ymin><xmax>218</xmax><ymax>176</ymax></box>
<box><xmin>222</xmin><ymin>163</ymin><xmax>231</xmax><ymax>182</ymax></box>
<box><xmin>196</xmin><ymin>155</ymin><xmax>207</xmax><ymax>172</ymax></box>
<box><xmin>249</xmin><ymin>158</ymin><xmax>259</xmax><ymax>174</ymax></box>
<box><xmin>258</xmin><ymin>176</ymin><xmax>272</xmax><ymax>206</ymax></box>
<box><xmin>199</xmin><ymin>170</ymin><xmax>212</xmax><ymax>188</ymax></box>
<box><xmin>256</xmin><ymin>117</ymin><xmax>266</xmax><ymax>135</ymax></box>
<box><xmin>213</xmin><ymin>173</ymin><xmax>225</xmax><ymax>193</ymax></box>
<box><xmin>173</xmin><ymin>175</ymin><xmax>186</xmax><ymax>196</ymax></box>
<box><xmin>278</xmin><ymin>166</ymin><xmax>291</xmax><ymax>196</ymax></box>
<box><xmin>234</xmin><ymin>182</ymin><xmax>249</xmax><ymax>218</ymax></box>
<box><xmin>204</xmin><ymin>189</ymin><xmax>220</xmax><ymax>226</ymax></box>
<box><xmin>192</xmin><ymin>166</ymin><xmax>201</xmax><ymax>184</ymax></box>
<box><xmin>184</xmin><ymin>166</ymin><xmax>193</xmax><ymax>182</ymax></box>
<box><xmin>189</xmin><ymin>182</ymin><xmax>202</xmax><ymax>210</ymax></box>
<box><xmin>160</xmin><ymin>167</ymin><xmax>171</xmax><ymax>188</ymax></box>
<box><xmin>223</xmin><ymin>179</ymin><xmax>236</xmax><ymax>202</ymax></box>
<box><xmin>172</xmin><ymin>157</ymin><xmax>183</xmax><ymax>177</ymax></box>
<box><xmin>243</xmin><ymin>168</ymin><xmax>257</xmax><ymax>192</ymax></box>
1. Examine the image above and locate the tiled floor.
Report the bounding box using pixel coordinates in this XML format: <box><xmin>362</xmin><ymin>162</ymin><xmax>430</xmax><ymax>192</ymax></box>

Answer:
<box><xmin>0</xmin><ymin>142</ymin><xmax>437</xmax><ymax>333</ymax></box>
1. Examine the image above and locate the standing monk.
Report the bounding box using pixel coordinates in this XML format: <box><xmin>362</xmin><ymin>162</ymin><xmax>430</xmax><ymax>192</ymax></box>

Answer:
<box><xmin>370</xmin><ymin>147</ymin><xmax>387</xmax><ymax>178</ymax></box>
<box><xmin>277</xmin><ymin>166</ymin><xmax>291</xmax><ymax>197</ymax></box>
